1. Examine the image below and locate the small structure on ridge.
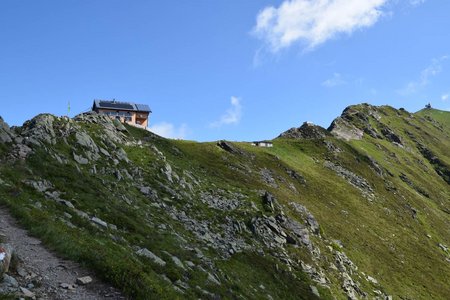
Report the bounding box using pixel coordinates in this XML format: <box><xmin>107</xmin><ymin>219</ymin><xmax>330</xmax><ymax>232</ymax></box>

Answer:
<box><xmin>251</xmin><ymin>141</ymin><xmax>273</xmax><ymax>148</ymax></box>
<box><xmin>92</xmin><ymin>99</ymin><xmax>152</xmax><ymax>128</ymax></box>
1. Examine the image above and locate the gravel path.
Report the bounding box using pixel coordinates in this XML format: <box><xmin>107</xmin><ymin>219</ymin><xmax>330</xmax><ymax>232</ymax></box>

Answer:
<box><xmin>0</xmin><ymin>205</ymin><xmax>126</xmax><ymax>299</ymax></box>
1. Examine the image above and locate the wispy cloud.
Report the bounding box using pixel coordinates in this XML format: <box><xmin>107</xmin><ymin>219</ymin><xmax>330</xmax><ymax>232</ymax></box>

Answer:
<box><xmin>322</xmin><ymin>73</ymin><xmax>346</xmax><ymax>87</ymax></box>
<box><xmin>148</xmin><ymin>122</ymin><xmax>189</xmax><ymax>139</ymax></box>
<box><xmin>398</xmin><ymin>56</ymin><xmax>448</xmax><ymax>96</ymax></box>
<box><xmin>409</xmin><ymin>0</ymin><xmax>426</xmax><ymax>7</ymax></box>
<box><xmin>253</xmin><ymin>0</ymin><xmax>388</xmax><ymax>52</ymax></box>
<box><xmin>210</xmin><ymin>97</ymin><xmax>242</xmax><ymax>128</ymax></box>
<box><xmin>442</xmin><ymin>94</ymin><xmax>449</xmax><ymax>102</ymax></box>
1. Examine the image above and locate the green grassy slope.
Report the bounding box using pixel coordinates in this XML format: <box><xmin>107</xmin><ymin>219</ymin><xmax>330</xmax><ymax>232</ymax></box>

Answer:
<box><xmin>0</xmin><ymin>105</ymin><xmax>449</xmax><ymax>299</ymax></box>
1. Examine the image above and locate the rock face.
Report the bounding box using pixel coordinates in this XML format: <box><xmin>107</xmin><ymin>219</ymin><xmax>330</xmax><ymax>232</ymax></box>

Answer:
<box><xmin>328</xmin><ymin>117</ymin><xmax>364</xmax><ymax>141</ymax></box>
<box><xmin>328</xmin><ymin>104</ymin><xmax>382</xmax><ymax>141</ymax></box>
<box><xmin>21</xmin><ymin>114</ymin><xmax>57</xmax><ymax>146</ymax></box>
<box><xmin>279</xmin><ymin>122</ymin><xmax>330</xmax><ymax>139</ymax></box>
<box><xmin>0</xmin><ymin>117</ymin><xmax>14</xmax><ymax>143</ymax></box>
<box><xmin>217</xmin><ymin>140</ymin><xmax>244</xmax><ymax>155</ymax></box>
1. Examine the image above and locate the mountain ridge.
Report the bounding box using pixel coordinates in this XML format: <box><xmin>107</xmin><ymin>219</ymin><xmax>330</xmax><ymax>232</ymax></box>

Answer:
<box><xmin>0</xmin><ymin>104</ymin><xmax>449</xmax><ymax>299</ymax></box>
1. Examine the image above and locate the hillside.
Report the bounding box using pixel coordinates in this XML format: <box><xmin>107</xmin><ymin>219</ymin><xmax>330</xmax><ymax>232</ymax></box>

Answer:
<box><xmin>0</xmin><ymin>104</ymin><xmax>449</xmax><ymax>299</ymax></box>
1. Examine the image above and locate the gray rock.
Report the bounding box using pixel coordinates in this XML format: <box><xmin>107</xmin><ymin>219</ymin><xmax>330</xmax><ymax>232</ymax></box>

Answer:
<box><xmin>170</xmin><ymin>255</ymin><xmax>186</xmax><ymax>270</ymax></box>
<box><xmin>116</xmin><ymin>148</ymin><xmax>129</xmax><ymax>163</ymax></box>
<box><xmin>136</xmin><ymin>248</ymin><xmax>166</xmax><ymax>266</ymax></box>
<box><xmin>99</xmin><ymin>147</ymin><xmax>111</xmax><ymax>157</ymax></box>
<box><xmin>20</xmin><ymin>286</ymin><xmax>35</xmax><ymax>298</ymax></box>
<box><xmin>200</xmin><ymin>191</ymin><xmax>242</xmax><ymax>211</ymax></box>
<box><xmin>60</xmin><ymin>282</ymin><xmax>76</xmax><ymax>290</ymax></box>
<box><xmin>328</xmin><ymin>117</ymin><xmax>364</xmax><ymax>141</ymax></box>
<box><xmin>310</xmin><ymin>285</ymin><xmax>320</xmax><ymax>298</ymax></box>
<box><xmin>279</xmin><ymin>122</ymin><xmax>330</xmax><ymax>139</ymax></box>
<box><xmin>217</xmin><ymin>140</ymin><xmax>244</xmax><ymax>155</ymax></box>
<box><xmin>262</xmin><ymin>191</ymin><xmax>276</xmax><ymax>212</ymax></box>
<box><xmin>260</xmin><ymin>168</ymin><xmax>278</xmax><ymax>188</ymax></box>
<box><xmin>58</xmin><ymin>200</ymin><xmax>75</xmax><ymax>209</ymax></box>
<box><xmin>21</xmin><ymin>114</ymin><xmax>57</xmax><ymax>146</ymax></box>
<box><xmin>140</xmin><ymin>186</ymin><xmax>158</xmax><ymax>201</ymax></box>
<box><xmin>73</xmin><ymin>152</ymin><xmax>89</xmax><ymax>165</ymax></box>
<box><xmin>185</xmin><ymin>261</ymin><xmax>195</xmax><ymax>268</ymax></box>
<box><xmin>250</xmin><ymin>216</ymin><xmax>287</xmax><ymax>248</ymax></box>
<box><xmin>0</xmin><ymin>116</ymin><xmax>14</xmax><ymax>143</ymax></box>
<box><xmin>76</xmin><ymin>276</ymin><xmax>93</xmax><ymax>285</ymax></box>
<box><xmin>75</xmin><ymin>131</ymin><xmax>99</xmax><ymax>152</ymax></box>
<box><xmin>289</xmin><ymin>202</ymin><xmax>321</xmax><ymax>235</ymax></box>
<box><xmin>11</xmin><ymin>143</ymin><xmax>33</xmax><ymax>160</ymax></box>
<box><xmin>207</xmin><ymin>272</ymin><xmax>221</xmax><ymax>285</ymax></box>
<box><xmin>23</xmin><ymin>179</ymin><xmax>53</xmax><ymax>193</ymax></box>
<box><xmin>324</xmin><ymin>161</ymin><xmax>375</xmax><ymax>200</ymax></box>
<box><xmin>438</xmin><ymin>243</ymin><xmax>448</xmax><ymax>252</ymax></box>
<box><xmin>367</xmin><ymin>275</ymin><xmax>378</xmax><ymax>285</ymax></box>
<box><xmin>91</xmin><ymin>217</ymin><xmax>108</xmax><ymax>228</ymax></box>
<box><xmin>2</xmin><ymin>274</ymin><xmax>19</xmax><ymax>288</ymax></box>
<box><xmin>113</xmin><ymin>119</ymin><xmax>127</xmax><ymax>132</ymax></box>
<box><xmin>162</xmin><ymin>163</ymin><xmax>175</xmax><ymax>183</ymax></box>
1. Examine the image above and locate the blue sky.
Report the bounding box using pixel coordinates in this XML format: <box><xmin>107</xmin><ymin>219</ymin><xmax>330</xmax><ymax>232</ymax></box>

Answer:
<box><xmin>0</xmin><ymin>0</ymin><xmax>449</xmax><ymax>141</ymax></box>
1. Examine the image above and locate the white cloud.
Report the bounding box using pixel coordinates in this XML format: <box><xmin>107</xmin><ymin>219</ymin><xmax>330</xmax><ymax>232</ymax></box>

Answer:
<box><xmin>148</xmin><ymin>122</ymin><xmax>188</xmax><ymax>139</ymax></box>
<box><xmin>410</xmin><ymin>0</ymin><xmax>426</xmax><ymax>7</ymax></box>
<box><xmin>322</xmin><ymin>73</ymin><xmax>346</xmax><ymax>87</ymax></box>
<box><xmin>210</xmin><ymin>97</ymin><xmax>242</xmax><ymax>128</ymax></box>
<box><xmin>398</xmin><ymin>56</ymin><xmax>448</xmax><ymax>95</ymax></box>
<box><xmin>253</xmin><ymin>0</ymin><xmax>388</xmax><ymax>52</ymax></box>
<box><xmin>442</xmin><ymin>94</ymin><xmax>449</xmax><ymax>102</ymax></box>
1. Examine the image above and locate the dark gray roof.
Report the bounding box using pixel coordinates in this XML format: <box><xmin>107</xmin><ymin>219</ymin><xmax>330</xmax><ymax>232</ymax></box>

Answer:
<box><xmin>93</xmin><ymin>99</ymin><xmax>152</xmax><ymax>113</ymax></box>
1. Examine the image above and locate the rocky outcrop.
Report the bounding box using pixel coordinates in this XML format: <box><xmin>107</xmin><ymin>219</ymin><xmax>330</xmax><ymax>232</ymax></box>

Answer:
<box><xmin>0</xmin><ymin>117</ymin><xmax>14</xmax><ymax>143</ymax></box>
<box><xmin>21</xmin><ymin>114</ymin><xmax>57</xmax><ymax>146</ymax></box>
<box><xmin>324</xmin><ymin>161</ymin><xmax>375</xmax><ymax>200</ymax></box>
<box><xmin>328</xmin><ymin>117</ymin><xmax>364</xmax><ymax>141</ymax></box>
<box><xmin>417</xmin><ymin>143</ymin><xmax>450</xmax><ymax>184</ymax></box>
<box><xmin>217</xmin><ymin>140</ymin><xmax>244</xmax><ymax>155</ymax></box>
<box><xmin>279</xmin><ymin>122</ymin><xmax>330</xmax><ymax>139</ymax></box>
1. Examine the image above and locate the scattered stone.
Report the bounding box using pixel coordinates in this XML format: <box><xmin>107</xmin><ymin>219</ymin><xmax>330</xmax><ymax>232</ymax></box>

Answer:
<box><xmin>20</xmin><ymin>286</ymin><xmax>35</xmax><ymax>298</ymax></box>
<box><xmin>60</xmin><ymin>282</ymin><xmax>76</xmax><ymax>290</ymax></box>
<box><xmin>260</xmin><ymin>168</ymin><xmax>278</xmax><ymax>188</ymax></box>
<box><xmin>207</xmin><ymin>272</ymin><xmax>221</xmax><ymax>285</ymax></box>
<box><xmin>262</xmin><ymin>191</ymin><xmax>276</xmax><ymax>212</ymax></box>
<box><xmin>91</xmin><ymin>217</ymin><xmax>108</xmax><ymax>228</ymax></box>
<box><xmin>310</xmin><ymin>285</ymin><xmax>320</xmax><ymax>298</ymax></box>
<box><xmin>200</xmin><ymin>191</ymin><xmax>242</xmax><ymax>211</ymax></box>
<box><xmin>169</xmin><ymin>255</ymin><xmax>185</xmax><ymax>270</ymax></box>
<box><xmin>76</xmin><ymin>276</ymin><xmax>93</xmax><ymax>285</ymax></box>
<box><xmin>2</xmin><ymin>274</ymin><xmax>19</xmax><ymax>288</ymax></box>
<box><xmin>438</xmin><ymin>243</ymin><xmax>448</xmax><ymax>252</ymax></box>
<box><xmin>73</xmin><ymin>152</ymin><xmax>89</xmax><ymax>165</ymax></box>
<box><xmin>367</xmin><ymin>275</ymin><xmax>378</xmax><ymax>285</ymax></box>
<box><xmin>136</xmin><ymin>248</ymin><xmax>166</xmax><ymax>266</ymax></box>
